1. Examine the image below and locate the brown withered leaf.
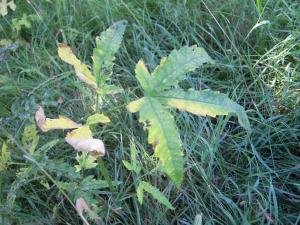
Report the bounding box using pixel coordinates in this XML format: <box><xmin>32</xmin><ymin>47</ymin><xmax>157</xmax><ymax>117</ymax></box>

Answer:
<box><xmin>65</xmin><ymin>126</ymin><xmax>105</xmax><ymax>157</ymax></box>
<box><xmin>76</xmin><ymin>198</ymin><xmax>103</xmax><ymax>225</ymax></box>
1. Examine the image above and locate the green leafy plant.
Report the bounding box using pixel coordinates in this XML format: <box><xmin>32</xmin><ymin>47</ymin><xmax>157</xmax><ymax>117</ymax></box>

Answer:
<box><xmin>75</xmin><ymin>153</ymin><xmax>97</xmax><ymax>172</ymax></box>
<box><xmin>21</xmin><ymin>124</ymin><xmax>39</xmax><ymax>155</ymax></box>
<box><xmin>136</xmin><ymin>181</ymin><xmax>174</xmax><ymax>210</ymax></box>
<box><xmin>56</xmin><ymin>20</ymin><xmax>127</xmax><ymax>188</ymax></box>
<box><xmin>123</xmin><ymin>141</ymin><xmax>174</xmax><ymax>209</ymax></box>
<box><xmin>58</xmin><ymin>20</ymin><xmax>127</xmax><ymax>108</ymax></box>
<box><xmin>36</xmin><ymin>21</ymin><xmax>127</xmax><ymax>156</ymax></box>
<box><xmin>127</xmin><ymin>46</ymin><xmax>251</xmax><ymax>187</ymax></box>
<box><xmin>35</xmin><ymin>20</ymin><xmax>250</xmax><ymax>211</ymax></box>
<box><xmin>12</xmin><ymin>14</ymin><xmax>39</xmax><ymax>32</ymax></box>
<box><xmin>33</xmin><ymin>21</ymin><xmax>127</xmax><ymax>196</ymax></box>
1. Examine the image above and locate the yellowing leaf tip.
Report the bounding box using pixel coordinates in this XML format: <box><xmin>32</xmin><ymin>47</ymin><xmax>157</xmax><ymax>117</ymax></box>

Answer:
<box><xmin>58</xmin><ymin>43</ymin><xmax>97</xmax><ymax>88</ymax></box>
<box><xmin>35</xmin><ymin>106</ymin><xmax>82</xmax><ymax>132</ymax></box>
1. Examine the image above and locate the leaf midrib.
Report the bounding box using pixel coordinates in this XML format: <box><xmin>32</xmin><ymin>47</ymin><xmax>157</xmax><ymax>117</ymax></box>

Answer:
<box><xmin>154</xmin><ymin>93</ymin><xmax>234</xmax><ymax>109</ymax></box>
<box><xmin>146</xmin><ymin>97</ymin><xmax>179</xmax><ymax>175</ymax></box>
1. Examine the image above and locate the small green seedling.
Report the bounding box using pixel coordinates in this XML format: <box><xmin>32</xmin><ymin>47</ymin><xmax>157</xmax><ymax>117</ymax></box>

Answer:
<box><xmin>12</xmin><ymin>14</ymin><xmax>39</xmax><ymax>32</ymax></box>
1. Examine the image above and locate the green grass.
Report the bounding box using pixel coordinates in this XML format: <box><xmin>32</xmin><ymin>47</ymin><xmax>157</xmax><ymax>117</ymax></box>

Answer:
<box><xmin>1</xmin><ymin>0</ymin><xmax>299</xmax><ymax>224</ymax></box>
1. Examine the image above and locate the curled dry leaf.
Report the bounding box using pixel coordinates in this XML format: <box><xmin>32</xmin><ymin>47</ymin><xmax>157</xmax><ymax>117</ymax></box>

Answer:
<box><xmin>65</xmin><ymin>126</ymin><xmax>105</xmax><ymax>157</ymax></box>
<box><xmin>35</xmin><ymin>106</ymin><xmax>82</xmax><ymax>132</ymax></box>
<box><xmin>76</xmin><ymin>198</ymin><xmax>103</xmax><ymax>225</ymax></box>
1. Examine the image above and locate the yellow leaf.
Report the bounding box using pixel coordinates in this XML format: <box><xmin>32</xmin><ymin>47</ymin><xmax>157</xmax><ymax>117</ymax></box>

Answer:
<box><xmin>65</xmin><ymin>126</ymin><xmax>105</xmax><ymax>157</ymax></box>
<box><xmin>161</xmin><ymin>89</ymin><xmax>251</xmax><ymax>132</ymax></box>
<box><xmin>127</xmin><ymin>98</ymin><xmax>145</xmax><ymax>113</ymax></box>
<box><xmin>65</xmin><ymin>126</ymin><xmax>92</xmax><ymax>139</ymax></box>
<box><xmin>58</xmin><ymin>43</ymin><xmax>97</xmax><ymax>88</ymax></box>
<box><xmin>35</xmin><ymin>106</ymin><xmax>82</xmax><ymax>132</ymax></box>
<box><xmin>86</xmin><ymin>113</ymin><xmax>110</xmax><ymax>125</ymax></box>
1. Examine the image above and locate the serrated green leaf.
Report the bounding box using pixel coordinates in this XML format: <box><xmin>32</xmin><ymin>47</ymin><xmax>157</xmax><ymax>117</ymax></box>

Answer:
<box><xmin>75</xmin><ymin>153</ymin><xmax>97</xmax><ymax>172</ymax></box>
<box><xmin>12</xmin><ymin>14</ymin><xmax>39</xmax><ymax>31</ymax></box>
<box><xmin>129</xmin><ymin>97</ymin><xmax>183</xmax><ymax>187</ymax></box>
<box><xmin>93</xmin><ymin>20</ymin><xmax>127</xmax><ymax>84</ymax></box>
<box><xmin>136</xmin><ymin>182</ymin><xmax>144</xmax><ymax>204</ymax></box>
<box><xmin>97</xmin><ymin>84</ymin><xmax>123</xmax><ymax>95</ymax></box>
<box><xmin>135</xmin><ymin>60</ymin><xmax>154</xmax><ymax>94</ymax></box>
<box><xmin>129</xmin><ymin>141</ymin><xmax>141</xmax><ymax>173</ymax></box>
<box><xmin>12</xmin><ymin>14</ymin><xmax>31</xmax><ymax>31</ymax></box>
<box><xmin>22</xmin><ymin>124</ymin><xmax>39</xmax><ymax>154</ymax></box>
<box><xmin>86</xmin><ymin>113</ymin><xmax>110</xmax><ymax>125</ymax></box>
<box><xmin>58</xmin><ymin>21</ymin><xmax>126</xmax><ymax>110</ymax></box>
<box><xmin>122</xmin><ymin>160</ymin><xmax>134</xmax><ymax>171</ymax></box>
<box><xmin>122</xmin><ymin>141</ymin><xmax>142</xmax><ymax>174</ymax></box>
<box><xmin>140</xmin><ymin>181</ymin><xmax>175</xmax><ymax>210</ymax></box>
<box><xmin>58</xmin><ymin>176</ymin><xmax>121</xmax><ymax>206</ymax></box>
<box><xmin>151</xmin><ymin>45</ymin><xmax>214</xmax><ymax>91</ymax></box>
<box><xmin>159</xmin><ymin>89</ymin><xmax>251</xmax><ymax>132</ymax></box>
<box><xmin>79</xmin><ymin>176</ymin><xmax>121</xmax><ymax>190</ymax></box>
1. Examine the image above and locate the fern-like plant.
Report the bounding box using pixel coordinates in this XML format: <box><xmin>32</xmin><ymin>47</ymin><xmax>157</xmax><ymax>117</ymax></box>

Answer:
<box><xmin>128</xmin><ymin>46</ymin><xmax>251</xmax><ymax>187</ymax></box>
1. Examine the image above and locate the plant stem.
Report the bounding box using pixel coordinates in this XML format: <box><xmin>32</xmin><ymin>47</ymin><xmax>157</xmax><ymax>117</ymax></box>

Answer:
<box><xmin>95</xmin><ymin>93</ymin><xmax>100</xmax><ymax>113</ymax></box>
<box><xmin>256</xmin><ymin>0</ymin><xmax>261</xmax><ymax>17</ymax></box>
<box><xmin>132</xmin><ymin>176</ymin><xmax>142</xmax><ymax>225</ymax></box>
<box><xmin>97</xmin><ymin>157</ymin><xmax>114</xmax><ymax>192</ymax></box>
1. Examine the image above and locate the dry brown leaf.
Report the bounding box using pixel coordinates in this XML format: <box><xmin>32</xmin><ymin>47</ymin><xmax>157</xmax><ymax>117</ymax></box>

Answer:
<box><xmin>35</xmin><ymin>106</ymin><xmax>82</xmax><ymax>132</ymax></box>
<box><xmin>65</xmin><ymin>126</ymin><xmax>105</xmax><ymax>157</ymax></box>
<box><xmin>76</xmin><ymin>198</ymin><xmax>103</xmax><ymax>225</ymax></box>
